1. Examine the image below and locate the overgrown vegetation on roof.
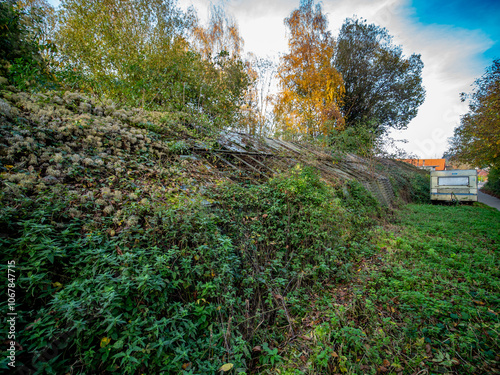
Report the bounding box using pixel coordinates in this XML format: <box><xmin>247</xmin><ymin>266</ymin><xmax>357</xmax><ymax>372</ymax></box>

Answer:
<box><xmin>3</xmin><ymin>2</ymin><xmax>497</xmax><ymax>374</ymax></box>
<box><xmin>0</xmin><ymin>79</ymin><xmax>431</xmax><ymax>374</ymax></box>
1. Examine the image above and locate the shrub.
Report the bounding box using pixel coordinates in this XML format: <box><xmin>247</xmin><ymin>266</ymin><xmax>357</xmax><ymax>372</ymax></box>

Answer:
<box><xmin>0</xmin><ymin>163</ymin><xmax>382</xmax><ymax>374</ymax></box>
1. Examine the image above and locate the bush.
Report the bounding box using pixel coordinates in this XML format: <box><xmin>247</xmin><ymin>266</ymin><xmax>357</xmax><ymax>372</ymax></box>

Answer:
<box><xmin>0</xmin><ymin>163</ymin><xmax>383</xmax><ymax>374</ymax></box>
<box><xmin>484</xmin><ymin>166</ymin><xmax>500</xmax><ymax>196</ymax></box>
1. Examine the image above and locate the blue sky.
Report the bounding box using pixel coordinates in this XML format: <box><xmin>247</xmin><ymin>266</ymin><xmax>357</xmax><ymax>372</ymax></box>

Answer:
<box><xmin>48</xmin><ymin>0</ymin><xmax>499</xmax><ymax>157</ymax></box>
<box><xmin>411</xmin><ymin>0</ymin><xmax>500</xmax><ymax>62</ymax></box>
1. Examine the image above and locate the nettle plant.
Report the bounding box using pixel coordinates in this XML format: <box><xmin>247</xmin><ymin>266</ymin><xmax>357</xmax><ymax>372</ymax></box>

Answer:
<box><xmin>0</xmin><ymin>158</ymin><xmax>383</xmax><ymax>374</ymax></box>
<box><xmin>0</xmin><ymin>82</ymin><xmax>389</xmax><ymax>373</ymax></box>
<box><xmin>2</xmin><ymin>190</ymin><xmax>247</xmax><ymax>373</ymax></box>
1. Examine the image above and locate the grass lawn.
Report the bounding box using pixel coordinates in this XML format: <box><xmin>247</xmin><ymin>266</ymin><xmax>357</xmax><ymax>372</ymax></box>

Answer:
<box><xmin>277</xmin><ymin>203</ymin><xmax>500</xmax><ymax>375</ymax></box>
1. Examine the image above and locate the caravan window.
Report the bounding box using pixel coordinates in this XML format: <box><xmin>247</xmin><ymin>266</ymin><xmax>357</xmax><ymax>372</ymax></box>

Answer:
<box><xmin>438</xmin><ymin>176</ymin><xmax>469</xmax><ymax>186</ymax></box>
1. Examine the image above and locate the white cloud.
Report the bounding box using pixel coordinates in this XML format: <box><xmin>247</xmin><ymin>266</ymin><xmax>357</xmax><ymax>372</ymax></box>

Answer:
<box><xmin>44</xmin><ymin>0</ymin><xmax>490</xmax><ymax>158</ymax></box>
<box><xmin>371</xmin><ymin>2</ymin><xmax>493</xmax><ymax>157</ymax></box>
<box><xmin>304</xmin><ymin>0</ymin><xmax>493</xmax><ymax>157</ymax></box>
<box><xmin>180</xmin><ymin>0</ymin><xmax>494</xmax><ymax>157</ymax></box>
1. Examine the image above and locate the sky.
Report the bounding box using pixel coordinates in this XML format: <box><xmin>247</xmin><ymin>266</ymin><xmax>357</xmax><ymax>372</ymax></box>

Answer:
<box><xmin>48</xmin><ymin>0</ymin><xmax>500</xmax><ymax>158</ymax></box>
<box><xmin>177</xmin><ymin>0</ymin><xmax>499</xmax><ymax>158</ymax></box>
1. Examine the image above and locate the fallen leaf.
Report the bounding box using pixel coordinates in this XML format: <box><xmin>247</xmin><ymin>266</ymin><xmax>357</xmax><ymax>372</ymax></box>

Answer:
<box><xmin>252</xmin><ymin>345</ymin><xmax>262</xmax><ymax>352</ymax></box>
<box><xmin>100</xmin><ymin>337</ymin><xmax>111</xmax><ymax>348</ymax></box>
<box><xmin>383</xmin><ymin>359</ymin><xmax>390</xmax><ymax>367</ymax></box>
<box><xmin>425</xmin><ymin>344</ymin><xmax>432</xmax><ymax>355</ymax></box>
<box><xmin>219</xmin><ymin>363</ymin><xmax>233</xmax><ymax>372</ymax></box>
<box><xmin>273</xmin><ymin>293</ymin><xmax>283</xmax><ymax>300</ymax></box>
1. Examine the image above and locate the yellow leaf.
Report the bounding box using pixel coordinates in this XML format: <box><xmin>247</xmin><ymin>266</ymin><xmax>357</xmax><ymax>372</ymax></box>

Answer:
<box><xmin>100</xmin><ymin>337</ymin><xmax>111</xmax><ymax>348</ymax></box>
<box><xmin>219</xmin><ymin>363</ymin><xmax>233</xmax><ymax>372</ymax></box>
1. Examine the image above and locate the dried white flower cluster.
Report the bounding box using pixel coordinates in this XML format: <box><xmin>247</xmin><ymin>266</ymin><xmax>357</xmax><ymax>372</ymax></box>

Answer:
<box><xmin>126</xmin><ymin>215</ymin><xmax>139</xmax><ymax>227</ymax></box>
<box><xmin>68</xmin><ymin>207</ymin><xmax>82</xmax><ymax>218</ymax></box>
<box><xmin>1</xmin><ymin>85</ymin><xmax>217</xmax><ymax>229</ymax></box>
<box><xmin>101</xmin><ymin>187</ymin><xmax>112</xmax><ymax>198</ymax></box>
<box><xmin>95</xmin><ymin>198</ymin><xmax>106</xmax><ymax>206</ymax></box>
<box><xmin>113</xmin><ymin>190</ymin><xmax>122</xmax><ymax>201</ymax></box>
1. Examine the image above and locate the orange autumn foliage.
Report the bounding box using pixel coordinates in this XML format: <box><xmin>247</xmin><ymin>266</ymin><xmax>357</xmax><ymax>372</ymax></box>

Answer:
<box><xmin>274</xmin><ymin>0</ymin><xmax>344</xmax><ymax>137</ymax></box>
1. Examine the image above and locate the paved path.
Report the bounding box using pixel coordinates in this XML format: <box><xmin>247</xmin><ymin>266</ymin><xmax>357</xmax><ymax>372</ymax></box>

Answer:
<box><xmin>478</xmin><ymin>191</ymin><xmax>500</xmax><ymax>211</ymax></box>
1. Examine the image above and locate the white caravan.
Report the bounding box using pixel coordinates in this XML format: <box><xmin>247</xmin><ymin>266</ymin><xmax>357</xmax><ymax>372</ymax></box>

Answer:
<box><xmin>430</xmin><ymin>169</ymin><xmax>478</xmax><ymax>202</ymax></box>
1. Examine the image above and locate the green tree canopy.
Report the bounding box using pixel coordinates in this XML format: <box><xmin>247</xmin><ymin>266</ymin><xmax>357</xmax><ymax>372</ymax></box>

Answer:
<box><xmin>1</xmin><ymin>1</ymin><xmax>37</xmax><ymax>67</ymax></box>
<box><xmin>54</xmin><ymin>0</ymin><xmax>249</xmax><ymax>127</ymax></box>
<box><xmin>334</xmin><ymin>17</ymin><xmax>425</xmax><ymax>134</ymax></box>
<box><xmin>55</xmin><ymin>0</ymin><xmax>189</xmax><ymax>100</ymax></box>
<box><xmin>448</xmin><ymin>59</ymin><xmax>500</xmax><ymax>168</ymax></box>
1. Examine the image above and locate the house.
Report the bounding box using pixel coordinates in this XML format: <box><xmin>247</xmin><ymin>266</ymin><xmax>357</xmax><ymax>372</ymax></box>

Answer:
<box><xmin>400</xmin><ymin>158</ymin><xmax>446</xmax><ymax>171</ymax></box>
<box><xmin>477</xmin><ymin>169</ymin><xmax>489</xmax><ymax>182</ymax></box>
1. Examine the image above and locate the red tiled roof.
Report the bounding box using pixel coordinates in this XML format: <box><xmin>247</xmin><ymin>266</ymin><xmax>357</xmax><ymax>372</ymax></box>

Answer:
<box><xmin>400</xmin><ymin>159</ymin><xmax>446</xmax><ymax>171</ymax></box>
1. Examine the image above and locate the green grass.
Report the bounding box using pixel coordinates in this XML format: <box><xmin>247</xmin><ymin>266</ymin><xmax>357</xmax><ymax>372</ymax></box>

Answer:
<box><xmin>277</xmin><ymin>204</ymin><xmax>500</xmax><ymax>375</ymax></box>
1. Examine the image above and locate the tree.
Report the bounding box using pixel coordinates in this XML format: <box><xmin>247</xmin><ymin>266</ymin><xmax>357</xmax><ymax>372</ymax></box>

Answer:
<box><xmin>189</xmin><ymin>4</ymin><xmax>250</xmax><ymax>127</ymax></box>
<box><xmin>448</xmin><ymin>59</ymin><xmax>500</xmax><ymax>168</ymax></box>
<box><xmin>274</xmin><ymin>0</ymin><xmax>344</xmax><ymax>138</ymax></box>
<box><xmin>0</xmin><ymin>0</ymin><xmax>54</xmax><ymax>87</ymax></box>
<box><xmin>54</xmin><ymin>0</ymin><xmax>249</xmax><ymax>127</ymax></box>
<box><xmin>55</xmin><ymin>0</ymin><xmax>188</xmax><ymax>99</ymax></box>
<box><xmin>334</xmin><ymin>17</ymin><xmax>425</xmax><ymax>134</ymax></box>
<box><xmin>191</xmin><ymin>4</ymin><xmax>243</xmax><ymax>61</ymax></box>
<box><xmin>238</xmin><ymin>54</ymin><xmax>277</xmax><ymax>136</ymax></box>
